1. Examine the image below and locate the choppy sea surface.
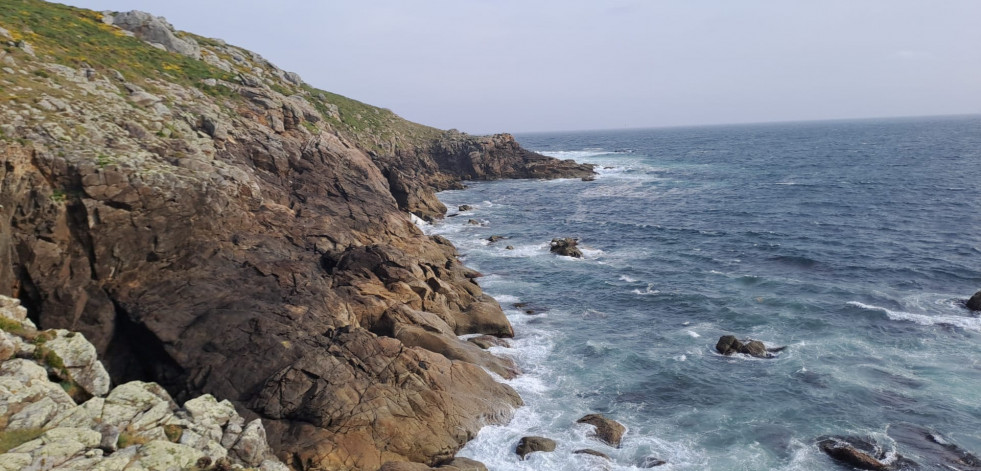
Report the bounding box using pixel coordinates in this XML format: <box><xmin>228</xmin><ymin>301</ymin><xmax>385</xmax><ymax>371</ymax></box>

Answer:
<box><xmin>422</xmin><ymin>116</ymin><xmax>981</xmax><ymax>470</ymax></box>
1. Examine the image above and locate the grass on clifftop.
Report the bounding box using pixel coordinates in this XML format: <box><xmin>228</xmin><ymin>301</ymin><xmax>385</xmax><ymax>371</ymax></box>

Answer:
<box><xmin>0</xmin><ymin>0</ymin><xmax>451</xmax><ymax>154</ymax></box>
<box><xmin>0</xmin><ymin>0</ymin><xmax>233</xmax><ymax>91</ymax></box>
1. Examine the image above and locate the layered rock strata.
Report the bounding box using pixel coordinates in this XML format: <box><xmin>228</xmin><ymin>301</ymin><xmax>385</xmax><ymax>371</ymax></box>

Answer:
<box><xmin>0</xmin><ymin>3</ymin><xmax>593</xmax><ymax>470</ymax></box>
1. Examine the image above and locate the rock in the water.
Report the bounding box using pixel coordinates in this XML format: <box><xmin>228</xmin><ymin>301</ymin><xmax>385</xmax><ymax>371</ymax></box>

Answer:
<box><xmin>550</xmin><ymin>237</ymin><xmax>583</xmax><ymax>258</ymax></box>
<box><xmin>967</xmin><ymin>290</ymin><xmax>981</xmax><ymax>311</ymax></box>
<box><xmin>574</xmin><ymin>449</ymin><xmax>610</xmax><ymax>459</ymax></box>
<box><xmin>888</xmin><ymin>423</ymin><xmax>981</xmax><ymax>471</ymax></box>
<box><xmin>715</xmin><ymin>335</ymin><xmax>782</xmax><ymax>358</ymax></box>
<box><xmin>505</xmin><ymin>245</ymin><xmax>514</xmax><ymax>250</ymax></box>
<box><xmin>467</xmin><ymin>335</ymin><xmax>510</xmax><ymax>350</ymax></box>
<box><xmin>379</xmin><ymin>462</ymin><xmax>433</xmax><ymax>471</ymax></box>
<box><xmin>577</xmin><ymin>414</ymin><xmax>626</xmax><ymax>448</ymax></box>
<box><xmin>639</xmin><ymin>456</ymin><xmax>668</xmax><ymax>467</ymax></box>
<box><xmin>487</xmin><ymin>235</ymin><xmax>506</xmax><ymax>243</ymax></box>
<box><xmin>817</xmin><ymin>437</ymin><xmax>892</xmax><ymax>470</ymax></box>
<box><xmin>582</xmin><ymin>175</ymin><xmax>596</xmax><ymax>181</ymax></box>
<box><xmin>467</xmin><ymin>219</ymin><xmax>482</xmax><ymax>226</ymax></box>
<box><xmin>515</xmin><ymin>436</ymin><xmax>556</xmax><ymax>460</ymax></box>
<box><xmin>436</xmin><ymin>457</ymin><xmax>489</xmax><ymax>470</ymax></box>
<box><xmin>458</xmin><ymin>205</ymin><xmax>473</xmax><ymax>211</ymax></box>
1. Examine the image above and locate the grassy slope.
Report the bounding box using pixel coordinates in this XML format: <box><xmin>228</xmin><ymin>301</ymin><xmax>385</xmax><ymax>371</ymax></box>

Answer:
<box><xmin>0</xmin><ymin>0</ymin><xmax>443</xmax><ymax>153</ymax></box>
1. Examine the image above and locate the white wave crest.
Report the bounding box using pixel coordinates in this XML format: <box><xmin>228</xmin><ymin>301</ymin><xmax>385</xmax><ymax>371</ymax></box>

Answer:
<box><xmin>538</xmin><ymin>149</ymin><xmax>614</xmax><ymax>160</ymax></box>
<box><xmin>848</xmin><ymin>301</ymin><xmax>981</xmax><ymax>331</ymax></box>
<box><xmin>632</xmin><ymin>283</ymin><xmax>660</xmax><ymax>296</ymax></box>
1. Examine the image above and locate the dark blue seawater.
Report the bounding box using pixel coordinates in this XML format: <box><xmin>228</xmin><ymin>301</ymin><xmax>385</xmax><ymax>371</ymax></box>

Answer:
<box><xmin>424</xmin><ymin>116</ymin><xmax>981</xmax><ymax>470</ymax></box>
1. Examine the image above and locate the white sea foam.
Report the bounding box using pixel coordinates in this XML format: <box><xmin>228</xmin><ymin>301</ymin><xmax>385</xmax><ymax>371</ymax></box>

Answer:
<box><xmin>409</xmin><ymin>213</ymin><xmax>429</xmax><ymax>228</ymax></box>
<box><xmin>619</xmin><ymin>275</ymin><xmax>638</xmax><ymax>283</ymax></box>
<box><xmin>848</xmin><ymin>301</ymin><xmax>981</xmax><ymax>331</ymax></box>
<box><xmin>632</xmin><ymin>283</ymin><xmax>660</xmax><ymax>296</ymax></box>
<box><xmin>493</xmin><ymin>294</ymin><xmax>521</xmax><ymax>304</ymax></box>
<box><xmin>538</xmin><ymin>149</ymin><xmax>616</xmax><ymax>160</ymax></box>
<box><xmin>686</xmin><ymin>330</ymin><xmax>701</xmax><ymax>338</ymax></box>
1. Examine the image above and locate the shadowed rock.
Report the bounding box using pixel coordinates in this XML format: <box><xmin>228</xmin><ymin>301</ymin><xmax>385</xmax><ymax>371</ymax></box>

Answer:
<box><xmin>577</xmin><ymin>414</ymin><xmax>626</xmax><ymax>448</ymax></box>
<box><xmin>967</xmin><ymin>290</ymin><xmax>981</xmax><ymax>311</ymax></box>
<box><xmin>639</xmin><ymin>456</ymin><xmax>668</xmax><ymax>467</ymax></box>
<box><xmin>574</xmin><ymin>449</ymin><xmax>610</xmax><ymax>460</ymax></box>
<box><xmin>515</xmin><ymin>436</ymin><xmax>556</xmax><ymax>460</ymax></box>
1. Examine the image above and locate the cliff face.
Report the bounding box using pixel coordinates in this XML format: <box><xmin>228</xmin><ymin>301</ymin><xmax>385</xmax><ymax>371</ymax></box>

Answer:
<box><xmin>0</xmin><ymin>2</ymin><xmax>592</xmax><ymax>470</ymax></box>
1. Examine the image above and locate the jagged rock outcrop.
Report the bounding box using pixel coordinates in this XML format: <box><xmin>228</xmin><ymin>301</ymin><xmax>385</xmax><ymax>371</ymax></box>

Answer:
<box><xmin>0</xmin><ymin>3</ymin><xmax>591</xmax><ymax>470</ymax></box>
<box><xmin>0</xmin><ymin>295</ymin><xmax>288</xmax><ymax>471</ymax></box>
<box><xmin>577</xmin><ymin>414</ymin><xmax>626</xmax><ymax>448</ymax></box>
<box><xmin>967</xmin><ymin>290</ymin><xmax>981</xmax><ymax>311</ymax></box>
<box><xmin>550</xmin><ymin>237</ymin><xmax>584</xmax><ymax>258</ymax></box>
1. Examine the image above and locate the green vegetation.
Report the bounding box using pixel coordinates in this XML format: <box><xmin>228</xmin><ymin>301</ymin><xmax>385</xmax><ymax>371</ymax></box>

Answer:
<box><xmin>0</xmin><ymin>427</ymin><xmax>44</xmax><ymax>453</ymax></box>
<box><xmin>300</xmin><ymin>84</ymin><xmax>442</xmax><ymax>153</ymax></box>
<box><xmin>0</xmin><ymin>0</ymin><xmax>234</xmax><ymax>93</ymax></box>
<box><xmin>163</xmin><ymin>424</ymin><xmax>182</xmax><ymax>443</ymax></box>
<box><xmin>50</xmin><ymin>188</ymin><xmax>66</xmax><ymax>203</ymax></box>
<box><xmin>0</xmin><ymin>0</ymin><xmax>454</xmax><ymax>158</ymax></box>
<box><xmin>116</xmin><ymin>428</ymin><xmax>150</xmax><ymax>449</ymax></box>
<box><xmin>0</xmin><ymin>316</ymin><xmax>26</xmax><ymax>334</ymax></box>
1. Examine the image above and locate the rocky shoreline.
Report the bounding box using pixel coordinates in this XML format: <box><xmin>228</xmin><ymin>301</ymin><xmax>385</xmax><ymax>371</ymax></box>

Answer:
<box><xmin>0</xmin><ymin>3</ymin><xmax>592</xmax><ymax>470</ymax></box>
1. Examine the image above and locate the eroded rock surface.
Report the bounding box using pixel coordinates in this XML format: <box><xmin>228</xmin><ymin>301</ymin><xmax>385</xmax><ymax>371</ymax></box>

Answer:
<box><xmin>0</xmin><ymin>295</ymin><xmax>287</xmax><ymax>470</ymax></box>
<box><xmin>0</xmin><ymin>3</ymin><xmax>593</xmax><ymax>469</ymax></box>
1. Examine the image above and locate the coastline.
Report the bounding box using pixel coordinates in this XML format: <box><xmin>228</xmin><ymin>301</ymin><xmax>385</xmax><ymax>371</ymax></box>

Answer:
<box><xmin>0</xmin><ymin>3</ymin><xmax>594</xmax><ymax>469</ymax></box>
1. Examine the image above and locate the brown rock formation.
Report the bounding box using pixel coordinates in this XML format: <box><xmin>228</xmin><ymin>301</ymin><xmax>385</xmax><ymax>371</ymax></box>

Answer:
<box><xmin>0</xmin><ymin>3</ymin><xmax>593</xmax><ymax>470</ymax></box>
<box><xmin>577</xmin><ymin>414</ymin><xmax>627</xmax><ymax>448</ymax></box>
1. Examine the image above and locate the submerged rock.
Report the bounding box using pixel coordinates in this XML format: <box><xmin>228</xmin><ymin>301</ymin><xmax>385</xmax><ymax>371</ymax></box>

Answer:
<box><xmin>639</xmin><ymin>456</ymin><xmax>668</xmax><ymax>467</ymax></box>
<box><xmin>967</xmin><ymin>290</ymin><xmax>981</xmax><ymax>311</ymax></box>
<box><xmin>577</xmin><ymin>414</ymin><xmax>626</xmax><ymax>448</ymax></box>
<box><xmin>888</xmin><ymin>423</ymin><xmax>981</xmax><ymax>470</ymax></box>
<box><xmin>515</xmin><ymin>436</ymin><xmax>556</xmax><ymax>460</ymax></box>
<box><xmin>458</xmin><ymin>205</ymin><xmax>473</xmax><ymax>211</ymax></box>
<box><xmin>574</xmin><ymin>448</ymin><xmax>610</xmax><ymax>459</ymax></box>
<box><xmin>487</xmin><ymin>235</ymin><xmax>506</xmax><ymax>243</ymax></box>
<box><xmin>550</xmin><ymin>237</ymin><xmax>583</xmax><ymax>258</ymax></box>
<box><xmin>817</xmin><ymin>435</ymin><xmax>919</xmax><ymax>471</ymax></box>
<box><xmin>818</xmin><ymin>437</ymin><xmax>889</xmax><ymax>470</ymax></box>
<box><xmin>715</xmin><ymin>335</ymin><xmax>785</xmax><ymax>358</ymax></box>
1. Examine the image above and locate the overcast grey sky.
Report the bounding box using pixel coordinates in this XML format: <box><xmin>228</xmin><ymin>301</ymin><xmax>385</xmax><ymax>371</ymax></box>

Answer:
<box><xmin>66</xmin><ymin>0</ymin><xmax>981</xmax><ymax>133</ymax></box>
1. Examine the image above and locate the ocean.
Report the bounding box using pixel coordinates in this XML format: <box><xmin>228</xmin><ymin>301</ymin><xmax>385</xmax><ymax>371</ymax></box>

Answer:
<box><xmin>422</xmin><ymin>115</ymin><xmax>981</xmax><ymax>470</ymax></box>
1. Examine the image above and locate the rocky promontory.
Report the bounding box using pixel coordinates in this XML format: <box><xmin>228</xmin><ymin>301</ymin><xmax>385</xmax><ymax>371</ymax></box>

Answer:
<box><xmin>0</xmin><ymin>2</ymin><xmax>594</xmax><ymax>470</ymax></box>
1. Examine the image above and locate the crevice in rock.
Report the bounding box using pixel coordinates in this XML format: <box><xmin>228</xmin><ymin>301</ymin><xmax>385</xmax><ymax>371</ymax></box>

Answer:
<box><xmin>104</xmin><ymin>298</ymin><xmax>186</xmax><ymax>395</ymax></box>
<box><xmin>64</xmin><ymin>199</ymin><xmax>100</xmax><ymax>281</ymax></box>
<box><xmin>15</xmin><ymin>264</ymin><xmax>42</xmax><ymax>326</ymax></box>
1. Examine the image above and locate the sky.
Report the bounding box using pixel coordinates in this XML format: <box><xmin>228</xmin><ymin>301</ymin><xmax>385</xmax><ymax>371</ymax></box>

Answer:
<box><xmin>64</xmin><ymin>0</ymin><xmax>981</xmax><ymax>133</ymax></box>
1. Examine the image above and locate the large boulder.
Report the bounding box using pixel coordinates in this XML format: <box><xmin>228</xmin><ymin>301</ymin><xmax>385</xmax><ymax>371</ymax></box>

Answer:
<box><xmin>35</xmin><ymin>329</ymin><xmax>111</xmax><ymax>397</ymax></box>
<box><xmin>515</xmin><ymin>436</ymin><xmax>556</xmax><ymax>460</ymax></box>
<box><xmin>577</xmin><ymin>414</ymin><xmax>626</xmax><ymax>448</ymax></box>
<box><xmin>107</xmin><ymin>11</ymin><xmax>201</xmax><ymax>58</ymax></box>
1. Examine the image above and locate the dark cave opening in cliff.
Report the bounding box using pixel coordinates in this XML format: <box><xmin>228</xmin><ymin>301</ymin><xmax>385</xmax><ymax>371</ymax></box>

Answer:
<box><xmin>104</xmin><ymin>299</ymin><xmax>187</xmax><ymax>397</ymax></box>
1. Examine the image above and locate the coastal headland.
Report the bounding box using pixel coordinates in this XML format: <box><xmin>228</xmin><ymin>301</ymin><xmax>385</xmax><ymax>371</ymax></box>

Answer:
<box><xmin>0</xmin><ymin>2</ymin><xmax>593</xmax><ymax>469</ymax></box>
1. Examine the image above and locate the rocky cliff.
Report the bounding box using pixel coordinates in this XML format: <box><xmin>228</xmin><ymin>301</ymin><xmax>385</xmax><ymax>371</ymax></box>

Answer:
<box><xmin>0</xmin><ymin>2</ymin><xmax>593</xmax><ymax>470</ymax></box>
